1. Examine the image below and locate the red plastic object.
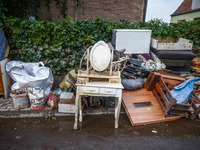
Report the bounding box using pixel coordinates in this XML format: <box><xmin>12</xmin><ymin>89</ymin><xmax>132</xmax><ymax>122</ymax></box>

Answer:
<box><xmin>31</xmin><ymin>105</ymin><xmax>44</xmax><ymax>110</ymax></box>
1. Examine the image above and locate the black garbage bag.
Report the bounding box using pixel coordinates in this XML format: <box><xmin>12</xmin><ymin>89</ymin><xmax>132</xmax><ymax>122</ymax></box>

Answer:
<box><xmin>121</xmin><ymin>77</ymin><xmax>144</xmax><ymax>90</ymax></box>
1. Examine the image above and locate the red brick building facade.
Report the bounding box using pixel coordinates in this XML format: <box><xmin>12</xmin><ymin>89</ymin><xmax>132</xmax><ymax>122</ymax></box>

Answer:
<box><xmin>38</xmin><ymin>0</ymin><xmax>147</xmax><ymax>22</ymax></box>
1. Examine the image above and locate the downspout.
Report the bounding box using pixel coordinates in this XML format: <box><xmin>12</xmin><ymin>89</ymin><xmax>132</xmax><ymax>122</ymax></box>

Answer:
<box><xmin>75</xmin><ymin>0</ymin><xmax>78</xmax><ymax>21</ymax></box>
<box><xmin>143</xmin><ymin>0</ymin><xmax>148</xmax><ymax>22</ymax></box>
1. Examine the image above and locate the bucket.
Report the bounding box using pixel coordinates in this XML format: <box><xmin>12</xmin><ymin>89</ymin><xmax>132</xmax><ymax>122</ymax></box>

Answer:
<box><xmin>28</xmin><ymin>88</ymin><xmax>46</xmax><ymax>110</ymax></box>
<box><xmin>11</xmin><ymin>88</ymin><xmax>29</xmax><ymax>109</ymax></box>
<box><xmin>30</xmin><ymin>97</ymin><xmax>45</xmax><ymax>110</ymax></box>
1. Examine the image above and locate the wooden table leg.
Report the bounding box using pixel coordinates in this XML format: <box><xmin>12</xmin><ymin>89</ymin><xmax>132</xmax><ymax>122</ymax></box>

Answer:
<box><xmin>74</xmin><ymin>93</ymin><xmax>79</xmax><ymax>129</ymax></box>
<box><xmin>79</xmin><ymin>95</ymin><xmax>82</xmax><ymax>122</ymax></box>
<box><xmin>115</xmin><ymin>94</ymin><xmax>122</xmax><ymax>128</ymax></box>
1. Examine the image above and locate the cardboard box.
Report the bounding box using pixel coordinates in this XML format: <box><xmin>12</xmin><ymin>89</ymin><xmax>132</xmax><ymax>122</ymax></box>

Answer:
<box><xmin>60</xmin><ymin>92</ymin><xmax>75</xmax><ymax>104</ymax></box>
<box><xmin>58</xmin><ymin>102</ymin><xmax>75</xmax><ymax>113</ymax></box>
<box><xmin>58</xmin><ymin>92</ymin><xmax>75</xmax><ymax>113</ymax></box>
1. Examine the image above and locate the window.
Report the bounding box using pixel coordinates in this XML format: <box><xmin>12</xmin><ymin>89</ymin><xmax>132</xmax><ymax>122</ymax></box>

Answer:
<box><xmin>194</xmin><ymin>17</ymin><xmax>200</xmax><ymax>20</ymax></box>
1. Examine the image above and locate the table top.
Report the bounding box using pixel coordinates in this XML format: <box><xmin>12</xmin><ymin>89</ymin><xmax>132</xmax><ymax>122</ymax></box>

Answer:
<box><xmin>76</xmin><ymin>82</ymin><xmax>124</xmax><ymax>89</ymax></box>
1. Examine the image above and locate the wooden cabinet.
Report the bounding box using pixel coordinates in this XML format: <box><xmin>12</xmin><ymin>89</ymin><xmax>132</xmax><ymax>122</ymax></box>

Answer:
<box><xmin>0</xmin><ymin>58</ymin><xmax>11</xmax><ymax>98</ymax></box>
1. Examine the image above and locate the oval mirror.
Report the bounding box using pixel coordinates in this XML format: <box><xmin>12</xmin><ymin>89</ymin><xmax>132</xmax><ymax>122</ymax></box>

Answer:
<box><xmin>90</xmin><ymin>41</ymin><xmax>111</xmax><ymax>72</ymax></box>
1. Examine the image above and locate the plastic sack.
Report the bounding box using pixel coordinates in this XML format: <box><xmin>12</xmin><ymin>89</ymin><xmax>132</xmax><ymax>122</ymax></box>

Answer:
<box><xmin>141</xmin><ymin>59</ymin><xmax>166</xmax><ymax>72</ymax></box>
<box><xmin>166</xmin><ymin>77</ymin><xmax>200</xmax><ymax>104</ymax></box>
<box><xmin>121</xmin><ymin>78</ymin><xmax>144</xmax><ymax>90</ymax></box>
<box><xmin>141</xmin><ymin>60</ymin><xmax>156</xmax><ymax>72</ymax></box>
<box><xmin>6</xmin><ymin>61</ymin><xmax>53</xmax><ymax>95</ymax></box>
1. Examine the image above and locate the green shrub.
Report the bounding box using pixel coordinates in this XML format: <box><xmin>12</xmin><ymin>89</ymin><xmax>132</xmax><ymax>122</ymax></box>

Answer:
<box><xmin>1</xmin><ymin>15</ymin><xmax>200</xmax><ymax>74</ymax></box>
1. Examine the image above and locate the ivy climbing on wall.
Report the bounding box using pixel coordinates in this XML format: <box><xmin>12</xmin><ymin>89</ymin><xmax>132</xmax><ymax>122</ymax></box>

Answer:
<box><xmin>0</xmin><ymin>1</ymin><xmax>199</xmax><ymax>75</ymax></box>
<box><xmin>1</xmin><ymin>0</ymin><xmax>85</xmax><ymax>21</ymax></box>
<box><xmin>1</xmin><ymin>0</ymin><xmax>41</xmax><ymax>19</ymax></box>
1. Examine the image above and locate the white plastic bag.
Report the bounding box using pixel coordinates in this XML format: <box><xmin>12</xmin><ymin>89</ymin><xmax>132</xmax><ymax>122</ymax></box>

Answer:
<box><xmin>6</xmin><ymin>61</ymin><xmax>53</xmax><ymax>95</ymax></box>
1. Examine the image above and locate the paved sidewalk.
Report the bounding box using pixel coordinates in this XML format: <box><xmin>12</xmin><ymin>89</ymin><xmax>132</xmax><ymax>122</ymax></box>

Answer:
<box><xmin>0</xmin><ymin>97</ymin><xmax>124</xmax><ymax>118</ymax></box>
<box><xmin>0</xmin><ymin>97</ymin><xmax>52</xmax><ymax>112</ymax></box>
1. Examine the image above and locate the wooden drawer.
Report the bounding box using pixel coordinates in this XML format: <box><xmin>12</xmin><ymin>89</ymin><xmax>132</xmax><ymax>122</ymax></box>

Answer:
<box><xmin>80</xmin><ymin>87</ymin><xmax>99</xmax><ymax>94</ymax></box>
<box><xmin>100</xmin><ymin>88</ymin><xmax>116</xmax><ymax>95</ymax></box>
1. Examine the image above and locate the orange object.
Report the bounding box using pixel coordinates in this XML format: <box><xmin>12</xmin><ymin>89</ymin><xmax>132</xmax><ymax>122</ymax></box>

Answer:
<box><xmin>192</xmin><ymin>57</ymin><xmax>200</xmax><ymax>68</ymax></box>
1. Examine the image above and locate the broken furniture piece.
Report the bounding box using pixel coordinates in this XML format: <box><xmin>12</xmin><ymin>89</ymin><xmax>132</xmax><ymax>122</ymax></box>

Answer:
<box><xmin>122</xmin><ymin>72</ymin><xmax>200</xmax><ymax>126</ymax></box>
<box><xmin>122</xmin><ymin>88</ymin><xmax>182</xmax><ymax>126</ymax></box>
<box><xmin>0</xmin><ymin>58</ymin><xmax>11</xmax><ymax>98</ymax></box>
<box><xmin>74</xmin><ymin>41</ymin><xmax>124</xmax><ymax>129</ymax></box>
<box><xmin>144</xmin><ymin>72</ymin><xmax>200</xmax><ymax>120</ymax></box>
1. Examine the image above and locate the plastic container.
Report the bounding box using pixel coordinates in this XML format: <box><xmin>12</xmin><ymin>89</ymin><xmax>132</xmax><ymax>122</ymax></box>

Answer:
<box><xmin>151</xmin><ymin>37</ymin><xmax>193</xmax><ymax>51</ymax></box>
<box><xmin>11</xmin><ymin>88</ymin><xmax>29</xmax><ymax>109</ymax></box>
<box><xmin>28</xmin><ymin>88</ymin><xmax>45</xmax><ymax>110</ymax></box>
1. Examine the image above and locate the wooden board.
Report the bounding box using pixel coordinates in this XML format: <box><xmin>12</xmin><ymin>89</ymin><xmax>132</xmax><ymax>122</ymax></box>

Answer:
<box><xmin>77</xmin><ymin>70</ymin><xmax>121</xmax><ymax>84</ymax></box>
<box><xmin>122</xmin><ymin>89</ymin><xmax>182</xmax><ymax>126</ymax></box>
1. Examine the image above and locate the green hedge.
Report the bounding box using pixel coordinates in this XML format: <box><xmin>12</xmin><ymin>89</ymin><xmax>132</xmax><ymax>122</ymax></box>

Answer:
<box><xmin>1</xmin><ymin>15</ymin><xmax>200</xmax><ymax>74</ymax></box>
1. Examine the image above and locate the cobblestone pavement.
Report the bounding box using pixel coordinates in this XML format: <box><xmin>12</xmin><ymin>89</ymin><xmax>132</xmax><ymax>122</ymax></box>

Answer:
<box><xmin>0</xmin><ymin>97</ymin><xmax>122</xmax><ymax>118</ymax></box>
<box><xmin>0</xmin><ymin>97</ymin><xmax>52</xmax><ymax>112</ymax></box>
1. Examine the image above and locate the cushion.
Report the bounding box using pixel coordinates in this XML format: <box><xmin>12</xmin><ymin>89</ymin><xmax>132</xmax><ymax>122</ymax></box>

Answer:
<box><xmin>150</xmin><ymin>47</ymin><xmax>195</xmax><ymax>60</ymax></box>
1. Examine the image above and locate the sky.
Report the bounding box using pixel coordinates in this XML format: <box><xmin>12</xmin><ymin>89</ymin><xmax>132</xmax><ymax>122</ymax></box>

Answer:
<box><xmin>145</xmin><ymin>0</ymin><xmax>184</xmax><ymax>23</ymax></box>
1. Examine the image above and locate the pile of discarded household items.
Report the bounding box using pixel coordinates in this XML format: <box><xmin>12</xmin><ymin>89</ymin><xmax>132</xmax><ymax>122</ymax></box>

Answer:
<box><xmin>71</xmin><ymin>29</ymin><xmax>200</xmax><ymax>128</ymax></box>
<box><xmin>1</xmin><ymin>29</ymin><xmax>200</xmax><ymax>129</ymax></box>
<box><xmin>113</xmin><ymin>30</ymin><xmax>200</xmax><ymax>126</ymax></box>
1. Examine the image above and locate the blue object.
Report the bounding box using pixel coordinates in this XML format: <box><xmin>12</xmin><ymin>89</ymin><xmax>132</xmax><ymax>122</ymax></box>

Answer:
<box><xmin>0</xmin><ymin>29</ymin><xmax>8</xmax><ymax>60</ymax></box>
<box><xmin>166</xmin><ymin>77</ymin><xmax>200</xmax><ymax>104</ymax></box>
<box><xmin>54</xmin><ymin>88</ymin><xmax>62</xmax><ymax>96</ymax></box>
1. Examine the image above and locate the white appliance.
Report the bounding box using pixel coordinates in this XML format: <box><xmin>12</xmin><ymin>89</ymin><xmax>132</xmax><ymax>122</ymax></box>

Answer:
<box><xmin>112</xmin><ymin>29</ymin><xmax>152</xmax><ymax>54</ymax></box>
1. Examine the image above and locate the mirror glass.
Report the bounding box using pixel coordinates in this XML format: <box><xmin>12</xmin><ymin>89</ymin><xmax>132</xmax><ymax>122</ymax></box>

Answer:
<box><xmin>90</xmin><ymin>41</ymin><xmax>111</xmax><ymax>71</ymax></box>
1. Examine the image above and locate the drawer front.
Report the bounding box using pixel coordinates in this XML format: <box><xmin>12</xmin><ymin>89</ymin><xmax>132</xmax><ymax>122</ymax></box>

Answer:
<box><xmin>80</xmin><ymin>87</ymin><xmax>99</xmax><ymax>94</ymax></box>
<box><xmin>100</xmin><ymin>88</ymin><xmax>116</xmax><ymax>95</ymax></box>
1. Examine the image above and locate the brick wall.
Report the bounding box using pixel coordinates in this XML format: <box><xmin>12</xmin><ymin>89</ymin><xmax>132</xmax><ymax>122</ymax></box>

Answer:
<box><xmin>38</xmin><ymin>0</ymin><xmax>147</xmax><ymax>22</ymax></box>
